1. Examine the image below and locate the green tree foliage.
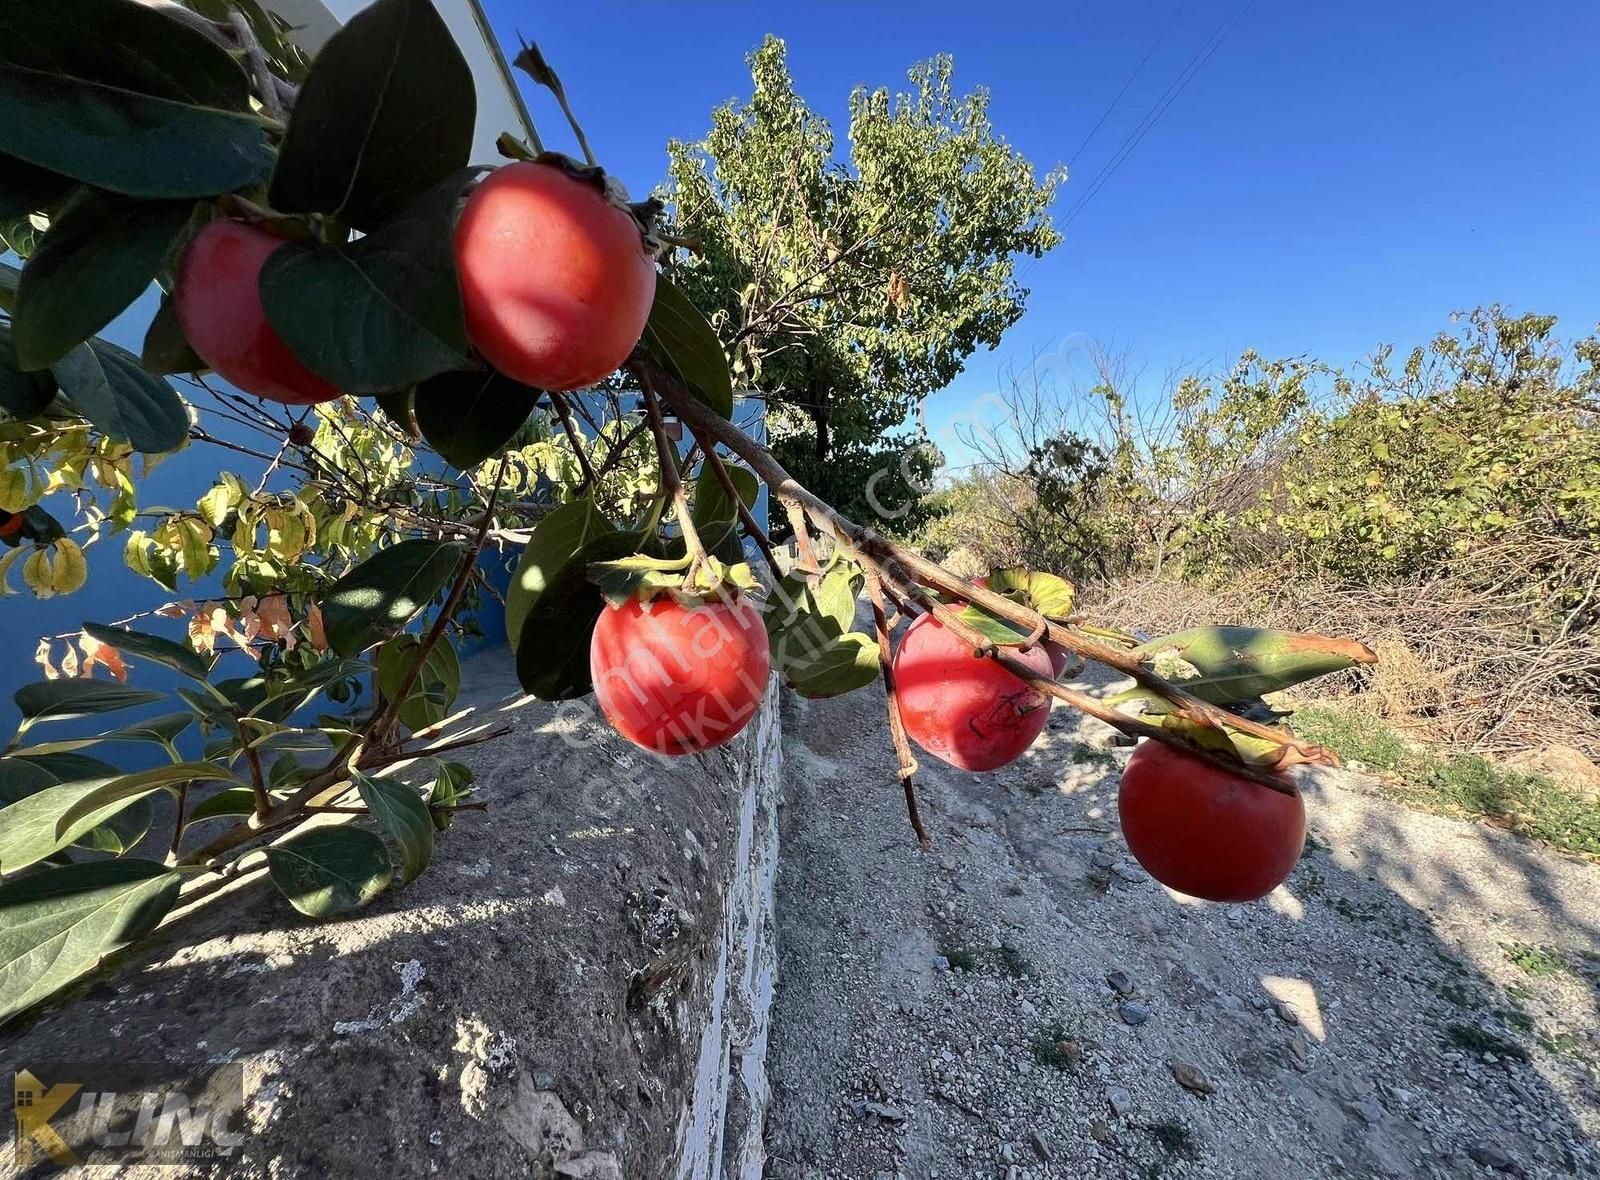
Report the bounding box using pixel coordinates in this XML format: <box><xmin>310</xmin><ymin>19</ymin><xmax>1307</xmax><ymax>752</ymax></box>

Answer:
<box><xmin>663</xmin><ymin>37</ymin><xmax>1062</xmax><ymax>530</ymax></box>
<box><xmin>925</xmin><ymin>308</ymin><xmax>1599</xmax><ymax>590</ymax></box>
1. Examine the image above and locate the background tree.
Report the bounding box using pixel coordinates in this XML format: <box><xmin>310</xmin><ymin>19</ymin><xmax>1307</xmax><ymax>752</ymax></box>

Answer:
<box><xmin>662</xmin><ymin>37</ymin><xmax>1062</xmax><ymax>531</ymax></box>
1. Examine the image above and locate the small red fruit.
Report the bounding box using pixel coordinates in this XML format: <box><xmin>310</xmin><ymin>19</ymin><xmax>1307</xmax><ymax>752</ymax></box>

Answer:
<box><xmin>1117</xmin><ymin>740</ymin><xmax>1306</xmax><ymax>903</ymax></box>
<box><xmin>0</xmin><ymin>512</ymin><xmax>23</xmax><ymax>540</ymax></box>
<box><xmin>174</xmin><ymin>220</ymin><xmax>342</xmax><ymax>406</ymax></box>
<box><xmin>590</xmin><ymin>594</ymin><xmax>770</xmax><ymax>755</ymax></box>
<box><xmin>891</xmin><ymin>613</ymin><xmax>1053</xmax><ymax>772</ymax></box>
<box><xmin>454</xmin><ymin>162</ymin><xmax>656</xmax><ymax>391</ymax></box>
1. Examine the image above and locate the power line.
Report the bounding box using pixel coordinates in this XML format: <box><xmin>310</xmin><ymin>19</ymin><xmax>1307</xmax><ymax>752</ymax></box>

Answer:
<box><xmin>1062</xmin><ymin>0</ymin><xmax>1259</xmax><ymax>230</ymax></box>
<box><xmin>1068</xmin><ymin>1</ymin><xmax>1189</xmax><ymax>168</ymax></box>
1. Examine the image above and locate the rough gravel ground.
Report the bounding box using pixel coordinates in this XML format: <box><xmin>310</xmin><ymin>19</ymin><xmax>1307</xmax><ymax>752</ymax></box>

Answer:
<box><xmin>763</xmin><ymin>664</ymin><xmax>1600</xmax><ymax>1179</ymax></box>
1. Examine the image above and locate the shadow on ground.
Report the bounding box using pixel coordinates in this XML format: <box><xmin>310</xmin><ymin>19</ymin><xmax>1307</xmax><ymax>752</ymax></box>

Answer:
<box><xmin>764</xmin><ymin>665</ymin><xmax>1600</xmax><ymax>1179</ymax></box>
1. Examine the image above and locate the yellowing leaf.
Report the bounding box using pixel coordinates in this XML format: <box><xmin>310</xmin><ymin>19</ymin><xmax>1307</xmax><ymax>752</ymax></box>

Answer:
<box><xmin>22</xmin><ymin>548</ymin><xmax>52</xmax><ymax>597</ymax></box>
<box><xmin>50</xmin><ymin>538</ymin><xmax>87</xmax><ymax>595</ymax></box>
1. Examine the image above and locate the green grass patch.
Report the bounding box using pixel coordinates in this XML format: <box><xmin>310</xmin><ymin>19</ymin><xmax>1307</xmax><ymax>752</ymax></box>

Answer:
<box><xmin>1294</xmin><ymin>705</ymin><xmax>1600</xmax><ymax>857</ymax></box>
<box><xmin>1503</xmin><ymin>942</ymin><xmax>1567</xmax><ymax>977</ymax></box>
<box><xmin>1029</xmin><ymin>1020</ymin><xmax>1083</xmax><ymax>1070</ymax></box>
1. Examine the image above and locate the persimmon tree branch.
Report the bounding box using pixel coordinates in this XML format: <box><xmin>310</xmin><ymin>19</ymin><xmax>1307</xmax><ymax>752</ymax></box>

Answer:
<box><xmin>629</xmin><ymin>355</ymin><xmax>1332</xmax><ymax>789</ymax></box>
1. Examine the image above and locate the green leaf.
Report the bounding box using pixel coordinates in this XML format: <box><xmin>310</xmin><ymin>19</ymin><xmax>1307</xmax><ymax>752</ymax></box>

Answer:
<box><xmin>0</xmin><ymin>0</ymin><xmax>270</xmax><ymax>201</ymax></box>
<box><xmin>14</xmin><ymin>680</ymin><xmax>165</xmax><ymax>724</ymax></box>
<box><xmin>141</xmin><ymin>292</ymin><xmax>206</xmax><ymax>376</ymax></box>
<box><xmin>320</xmin><ymin>539</ymin><xmax>466</xmax><ymax>656</ymax></box>
<box><xmin>426</xmin><ymin>760</ymin><xmax>473</xmax><ymax>831</ymax></box>
<box><xmin>186</xmin><ymin>786</ymin><xmax>258</xmax><ymax>824</ymax></box>
<box><xmin>515</xmin><ymin>529</ymin><xmax>643</xmax><ymax>700</ymax></box>
<box><xmin>376</xmin><ymin>634</ymin><xmax>460</xmax><ymax>731</ymax></box>
<box><xmin>50</xmin><ymin>339</ymin><xmax>189</xmax><ymax>454</ymax></box>
<box><xmin>692</xmin><ymin>463</ymin><xmax>759</xmax><ymax>562</ymax></box>
<box><xmin>73</xmin><ymin>797</ymin><xmax>152</xmax><ymax>856</ymax></box>
<box><xmin>355</xmin><ymin>774</ymin><xmax>433</xmax><ymax>885</ymax></box>
<box><xmin>55</xmin><ymin>761</ymin><xmax>241</xmax><ymax>839</ymax></box>
<box><xmin>374</xmin><ymin>387</ymin><xmax>418</xmax><ymax>438</ymax></box>
<box><xmin>268</xmin><ymin>0</ymin><xmax>476</xmax><ymax>230</ymax></box>
<box><xmin>13</xmin><ymin>712</ymin><xmax>194</xmax><ymax>757</ymax></box>
<box><xmin>640</xmin><ymin>276</ymin><xmax>735</xmax><ymax>419</ymax></box>
<box><xmin>413</xmin><ymin>369</ymin><xmax>540</xmax><ymax>469</ymax></box>
<box><xmin>82</xmin><ymin>621</ymin><xmax>211</xmax><ymax>681</ymax></box>
<box><xmin>981</xmin><ymin>568</ymin><xmax>1076</xmax><ymax>619</ymax></box>
<box><xmin>0</xmin><ymin>752</ymin><xmax>116</xmax><ymax>805</ymax></box>
<box><xmin>0</xmin><ymin>322</ymin><xmax>56</xmax><ymax>420</ymax></box>
<box><xmin>259</xmin><ymin>171</ymin><xmax>473</xmax><ymax>392</ymax></box>
<box><xmin>1131</xmin><ymin>626</ymin><xmax>1378</xmax><ymax>706</ymax></box>
<box><xmin>264</xmin><ymin>826</ymin><xmax>391</xmax><ymax>919</ymax></box>
<box><xmin>767</xmin><ymin>563</ymin><xmax>877</xmax><ymax>698</ymax></box>
<box><xmin>505</xmin><ymin>495</ymin><xmax>615</xmax><ymax>648</ymax></box>
<box><xmin>693</xmin><ymin>463</ymin><xmax>759</xmax><ymax>528</ymax></box>
<box><xmin>10</xmin><ymin>188</ymin><xmax>192</xmax><ymax>370</ymax></box>
<box><xmin>0</xmin><ymin>859</ymin><xmax>181</xmax><ymax>1028</ymax></box>
<box><xmin>953</xmin><ymin>604</ymin><xmax>1030</xmax><ymax>646</ymax></box>
<box><xmin>0</xmin><ymin>776</ymin><xmax>141</xmax><ymax>874</ymax></box>
<box><xmin>0</xmin><ymin>750</ymin><xmax>152</xmax><ymax>860</ymax></box>
<box><xmin>0</xmin><ymin>0</ymin><xmax>253</xmax><ymax>112</ymax></box>
<box><xmin>784</xmin><ymin>631</ymin><xmax>879</xmax><ymax>699</ymax></box>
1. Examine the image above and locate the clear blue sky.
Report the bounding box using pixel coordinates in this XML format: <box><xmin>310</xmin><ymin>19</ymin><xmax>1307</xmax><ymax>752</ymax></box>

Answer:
<box><xmin>482</xmin><ymin>0</ymin><xmax>1600</xmax><ymax>454</ymax></box>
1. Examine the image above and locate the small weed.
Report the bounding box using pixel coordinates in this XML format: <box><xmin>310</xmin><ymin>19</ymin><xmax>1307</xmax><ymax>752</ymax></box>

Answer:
<box><xmin>1444</xmin><ymin>1023</ymin><xmax>1530</xmax><ymax>1061</ymax></box>
<box><xmin>1505</xmin><ymin>981</ymin><xmax>1535</xmax><ymax>1002</ymax></box>
<box><xmin>1332</xmin><ymin>897</ymin><xmax>1374</xmax><ymax>923</ymax></box>
<box><xmin>1497</xmin><ymin>1006</ymin><xmax>1535</xmax><ymax>1034</ymax></box>
<box><xmin>1436</xmin><ymin>981</ymin><xmax>1479</xmax><ymax>1009</ymax></box>
<box><xmin>1144</xmin><ymin>1119</ymin><xmax>1198</xmax><ymax>1160</ymax></box>
<box><xmin>1504</xmin><ymin>942</ymin><xmax>1567</xmax><ymax>977</ymax></box>
<box><xmin>1538</xmin><ymin>1031</ymin><xmax>1582</xmax><ymax>1056</ymax></box>
<box><xmin>1029</xmin><ymin>1020</ymin><xmax>1082</xmax><ymax>1069</ymax></box>
<box><xmin>1294</xmin><ymin>864</ymin><xmax>1325</xmax><ymax>897</ymax></box>
<box><xmin>1070</xmin><ymin>742</ymin><xmax>1119</xmax><ymax>771</ymax></box>
<box><xmin>941</xmin><ymin>946</ymin><xmax>977</xmax><ymax>972</ymax></box>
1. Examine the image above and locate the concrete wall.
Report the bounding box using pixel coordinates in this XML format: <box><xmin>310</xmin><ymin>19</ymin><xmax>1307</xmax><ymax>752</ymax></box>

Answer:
<box><xmin>0</xmin><ymin>654</ymin><xmax>781</xmax><ymax>1178</ymax></box>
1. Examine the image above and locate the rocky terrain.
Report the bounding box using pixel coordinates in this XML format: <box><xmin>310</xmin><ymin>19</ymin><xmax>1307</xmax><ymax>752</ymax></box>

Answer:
<box><xmin>764</xmin><ymin>666</ymin><xmax>1600</xmax><ymax>1178</ymax></box>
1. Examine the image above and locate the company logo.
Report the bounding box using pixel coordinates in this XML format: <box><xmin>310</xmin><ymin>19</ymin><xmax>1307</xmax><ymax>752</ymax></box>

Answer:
<box><xmin>10</xmin><ymin>1063</ymin><xmax>247</xmax><ymax>1169</ymax></box>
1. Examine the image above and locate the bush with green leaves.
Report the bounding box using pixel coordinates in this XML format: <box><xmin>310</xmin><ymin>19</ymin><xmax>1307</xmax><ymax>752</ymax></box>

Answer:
<box><xmin>0</xmin><ymin>0</ymin><xmax>1371</xmax><ymax>1028</ymax></box>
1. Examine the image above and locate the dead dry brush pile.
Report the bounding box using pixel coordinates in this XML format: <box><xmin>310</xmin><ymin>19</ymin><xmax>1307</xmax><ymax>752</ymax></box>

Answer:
<box><xmin>1087</xmin><ymin>532</ymin><xmax>1600</xmax><ymax>761</ymax></box>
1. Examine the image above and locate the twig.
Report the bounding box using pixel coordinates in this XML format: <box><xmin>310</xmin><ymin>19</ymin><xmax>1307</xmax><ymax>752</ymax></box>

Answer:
<box><xmin>784</xmin><ymin>498</ymin><xmax>823</xmax><ymax>575</ymax></box>
<box><xmin>865</xmin><ymin>567</ymin><xmax>930</xmax><ymax>847</ymax></box>
<box><xmin>243</xmin><ymin>743</ymin><xmax>270</xmax><ymax>820</ymax></box>
<box><xmin>380</xmin><ymin>472</ymin><xmax>505</xmax><ymax>729</ymax></box>
<box><xmin>551</xmin><ymin>393</ymin><xmax>599</xmax><ymax>486</ymax></box>
<box><xmin>167</xmin><ymin>783</ymin><xmax>190</xmax><ymax>863</ymax></box>
<box><xmin>638</xmin><ymin>371</ymin><xmax>709</xmax><ymax>576</ymax></box>
<box><xmin>689</xmin><ymin>430</ymin><xmax>782</xmax><ymax>579</ymax></box>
